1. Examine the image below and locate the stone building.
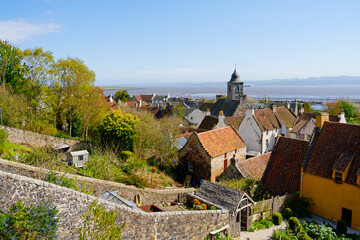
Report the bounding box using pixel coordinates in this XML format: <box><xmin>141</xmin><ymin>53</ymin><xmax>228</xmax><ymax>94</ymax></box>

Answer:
<box><xmin>206</xmin><ymin>69</ymin><xmax>247</xmax><ymax>117</ymax></box>
<box><xmin>217</xmin><ymin>153</ymin><xmax>271</xmax><ymax>182</ymax></box>
<box><xmin>187</xmin><ymin>180</ymin><xmax>254</xmax><ymax>237</ymax></box>
<box><xmin>179</xmin><ymin>126</ymin><xmax>246</xmax><ymax>182</ymax></box>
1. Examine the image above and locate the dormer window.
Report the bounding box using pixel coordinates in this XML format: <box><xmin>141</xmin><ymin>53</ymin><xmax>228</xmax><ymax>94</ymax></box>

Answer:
<box><xmin>335</xmin><ymin>171</ymin><xmax>343</xmax><ymax>184</ymax></box>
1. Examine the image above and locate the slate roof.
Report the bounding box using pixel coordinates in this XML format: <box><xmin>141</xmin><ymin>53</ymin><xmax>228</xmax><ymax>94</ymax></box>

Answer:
<box><xmin>199</xmin><ymin>116</ymin><xmax>244</xmax><ymax>131</ymax></box>
<box><xmin>195</xmin><ymin>180</ymin><xmax>246</xmax><ymax>213</ymax></box>
<box><xmin>195</xmin><ymin>126</ymin><xmax>246</xmax><ymax>158</ymax></box>
<box><xmin>274</xmin><ymin>106</ymin><xmax>296</xmax><ymax>128</ymax></box>
<box><xmin>303</xmin><ymin>122</ymin><xmax>360</xmax><ymax>185</ymax></box>
<box><xmin>254</xmin><ymin>108</ymin><xmax>280</xmax><ymax>132</ymax></box>
<box><xmin>237</xmin><ymin>153</ymin><xmax>271</xmax><ymax>180</ymax></box>
<box><xmin>290</xmin><ymin>113</ymin><xmax>341</xmax><ymax>133</ymax></box>
<box><xmin>261</xmin><ymin>137</ymin><xmax>309</xmax><ymax>195</ymax></box>
<box><xmin>229</xmin><ymin>69</ymin><xmax>241</xmax><ymax>83</ymax></box>
<box><xmin>152</xmin><ymin>95</ymin><xmax>167</xmax><ymax>102</ymax></box>
<box><xmin>198</xmin><ymin>116</ymin><xmax>219</xmax><ymax>130</ymax></box>
<box><xmin>199</xmin><ymin>102</ymin><xmax>215</xmax><ymax>112</ymax></box>
<box><xmin>184</xmin><ymin>108</ymin><xmax>195</xmax><ymax>117</ymax></box>
<box><xmin>211</xmin><ymin>99</ymin><xmax>241</xmax><ymax>116</ymax></box>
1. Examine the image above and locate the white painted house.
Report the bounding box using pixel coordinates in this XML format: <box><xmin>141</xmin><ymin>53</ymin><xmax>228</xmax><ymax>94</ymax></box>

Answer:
<box><xmin>238</xmin><ymin>106</ymin><xmax>296</xmax><ymax>155</ymax></box>
<box><xmin>183</xmin><ymin>108</ymin><xmax>205</xmax><ymax>129</ymax></box>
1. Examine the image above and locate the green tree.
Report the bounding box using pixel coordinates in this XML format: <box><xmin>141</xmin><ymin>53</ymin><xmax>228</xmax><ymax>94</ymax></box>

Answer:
<box><xmin>340</xmin><ymin>101</ymin><xmax>355</xmax><ymax>119</ymax></box>
<box><xmin>22</xmin><ymin>48</ymin><xmax>54</xmax><ymax>121</ymax></box>
<box><xmin>77</xmin><ymin>86</ymin><xmax>108</xmax><ymax>140</ymax></box>
<box><xmin>47</xmin><ymin>57</ymin><xmax>95</xmax><ymax>136</ymax></box>
<box><xmin>303</xmin><ymin>102</ymin><xmax>313</xmax><ymax>113</ymax></box>
<box><xmin>113</xmin><ymin>90</ymin><xmax>131</xmax><ymax>102</ymax></box>
<box><xmin>78</xmin><ymin>200</ymin><xmax>124</xmax><ymax>240</ymax></box>
<box><xmin>0</xmin><ymin>40</ymin><xmax>24</xmax><ymax>93</ymax></box>
<box><xmin>325</xmin><ymin>99</ymin><xmax>341</xmax><ymax>115</ymax></box>
<box><xmin>97</xmin><ymin>110</ymin><xmax>139</xmax><ymax>153</ymax></box>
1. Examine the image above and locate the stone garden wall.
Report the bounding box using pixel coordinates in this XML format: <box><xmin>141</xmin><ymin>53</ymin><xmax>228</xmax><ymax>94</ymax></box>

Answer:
<box><xmin>0</xmin><ymin>158</ymin><xmax>195</xmax><ymax>205</ymax></box>
<box><xmin>0</xmin><ymin>125</ymin><xmax>87</xmax><ymax>150</ymax></box>
<box><xmin>0</xmin><ymin>169</ymin><xmax>230</xmax><ymax>240</ymax></box>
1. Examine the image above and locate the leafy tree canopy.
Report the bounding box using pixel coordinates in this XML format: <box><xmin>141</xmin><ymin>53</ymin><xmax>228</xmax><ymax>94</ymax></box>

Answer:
<box><xmin>97</xmin><ymin>110</ymin><xmax>139</xmax><ymax>153</ymax></box>
<box><xmin>113</xmin><ymin>90</ymin><xmax>131</xmax><ymax>102</ymax></box>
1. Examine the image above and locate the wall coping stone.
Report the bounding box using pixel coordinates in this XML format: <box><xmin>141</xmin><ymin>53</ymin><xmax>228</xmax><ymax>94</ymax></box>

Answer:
<box><xmin>0</xmin><ymin>168</ymin><xmax>227</xmax><ymax>217</ymax></box>
<box><xmin>0</xmin><ymin>158</ymin><xmax>195</xmax><ymax>194</ymax></box>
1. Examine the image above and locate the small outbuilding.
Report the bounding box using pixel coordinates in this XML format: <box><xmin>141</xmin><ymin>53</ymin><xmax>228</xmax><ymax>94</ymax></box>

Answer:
<box><xmin>187</xmin><ymin>180</ymin><xmax>254</xmax><ymax>237</ymax></box>
<box><xmin>69</xmin><ymin>150</ymin><xmax>89</xmax><ymax>168</ymax></box>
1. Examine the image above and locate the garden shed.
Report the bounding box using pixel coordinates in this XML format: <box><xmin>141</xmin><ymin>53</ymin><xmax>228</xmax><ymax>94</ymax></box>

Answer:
<box><xmin>187</xmin><ymin>180</ymin><xmax>254</xmax><ymax>237</ymax></box>
<box><xmin>69</xmin><ymin>150</ymin><xmax>89</xmax><ymax>168</ymax></box>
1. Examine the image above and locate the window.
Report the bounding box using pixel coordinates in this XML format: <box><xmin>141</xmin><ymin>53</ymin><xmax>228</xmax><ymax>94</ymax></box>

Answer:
<box><xmin>266</xmin><ymin>139</ymin><xmax>269</xmax><ymax>148</ymax></box>
<box><xmin>266</xmin><ymin>130</ymin><xmax>269</xmax><ymax>135</ymax></box>
<box><xmin>188</xmin><ymin>162</ymin><xmax>193</xmax><ymax>173</ymax></box>
<box><xmin>224</xmin><ymin>159</ymin><xmax>228</xmax><ymax>170</ymax></box>
<box><xmin>235</xmin><ymin>149</ymin><xmax>237</xmax><ymax>153</ymax></box>
<box><xmin>224</xmin><ymin>153</ymin><xmax>227</xmax><ymax>159</ymax></box>
<box><xmin>79</xmin><ymin>155</ymin><xmax>84</xmax><ymax>161</ymax></box>
<box><xmin>236</xmin><ymin>86</ymin><xmax>240</xmax><ymax>92</ymax></box>
<box><xmin>335</xmin><ymin>172</ymin><xmax>342</xmax><ymax>184</ymax></box>
<box><xmin>190</xmin><ymin>116</ymin><xmax>193</xmax><ymax>120</ymax></box>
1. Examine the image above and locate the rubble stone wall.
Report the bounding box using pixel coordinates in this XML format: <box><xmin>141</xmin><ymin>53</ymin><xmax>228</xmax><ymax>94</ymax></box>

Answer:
<box><xmin>0</xmin><ymin>158</ymin><xmax>195</xmax><ymax>205</ymax></box>
<box><xmin>0</xmin><ymin>125</ymin><xmax>87</xmax><ymax>150</ymax></box>
<box><xmin>0</xmin><ymin>169</ymin><xmax>230</xmax><ymax>240</ymax></box>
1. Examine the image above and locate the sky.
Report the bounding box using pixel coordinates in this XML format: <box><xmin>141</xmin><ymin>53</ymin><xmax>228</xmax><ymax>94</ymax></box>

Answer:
<box><xmin>1</xmin><ymin>0</ymin><xmax>360</xmax><ymax>86</ymax></box>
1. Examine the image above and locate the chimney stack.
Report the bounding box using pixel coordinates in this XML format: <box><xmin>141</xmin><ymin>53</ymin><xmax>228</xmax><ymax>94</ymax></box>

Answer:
<box><xmin>294</xmin><ymin>99</ymin><xmax>299</xmax><ymax>116</ymax></box>
<box><xmin>285</xmin><ymin>100</ymin><xmax>290</xmax><ymax>109</ymax></box>
<box><xmin>246</xmin><ymin>108</ymin><xmax>255</xmax><ymax>116</ymax></box>
<box><xmin>338</xmin><ymin>109</ymin><xmax>346</xmax><ymax>123</ymax></box>
<box><xmin>270</xmin><ymin>104</ymin><xmax>276</xmax><ymax>112</ymax></box>
<box><xmin>316</xmin><ymin>112</ymin><xmax>329</xmax><ymax>128</ymax></box>
<box><xmin>205</xmin><ymin>108</ymin><xmax>211</xmax><ymax>116</ymax></box>
<box><xmin>217</xmin><ymin>110</ymin><xmax>226</xmax><ymax>128</ymax></box>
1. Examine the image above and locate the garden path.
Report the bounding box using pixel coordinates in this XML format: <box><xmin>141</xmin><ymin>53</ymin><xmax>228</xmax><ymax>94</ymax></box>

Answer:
<box><xmin>239</xmin><ymin>222</ymin><xmax>286</xmax><ymax>240</ymax></box>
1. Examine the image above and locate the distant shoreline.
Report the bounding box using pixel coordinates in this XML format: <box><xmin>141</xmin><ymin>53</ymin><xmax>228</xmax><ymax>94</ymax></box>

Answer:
<box><xmin>100</xmin><ymin>86</ymin><xmax>140</xmax><ymax>90</ymax></box>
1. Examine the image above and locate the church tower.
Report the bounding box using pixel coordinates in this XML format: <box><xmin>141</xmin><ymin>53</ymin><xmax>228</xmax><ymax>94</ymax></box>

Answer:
<box><xmin>227</xmin><ymin>69</ymin><xmax>247</xmax><ymax>104</ymax></box>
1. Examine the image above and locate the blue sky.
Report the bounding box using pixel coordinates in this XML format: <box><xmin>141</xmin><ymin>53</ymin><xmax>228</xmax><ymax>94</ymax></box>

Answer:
<box><xmin>1</xmin><ymin>0</ymin><xmax>360</xmax><ymax>86</ymax></box>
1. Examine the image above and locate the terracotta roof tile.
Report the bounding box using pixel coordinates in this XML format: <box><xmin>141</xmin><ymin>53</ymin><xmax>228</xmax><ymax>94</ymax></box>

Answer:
<box><xmin>274</xmin><ymin>106</ymin><xmax>296</xmax><ymax>128</ymax></box>
<box><xmin>237</xmin><ymin>153</ymin><xmax>271</xmax><ymax>180</ymax></box>
<box><xmin>262</xmin><ymin>137</ymin><xmax>309</xmax><ymax>195</ymax></box>
<box><xmin>254</xmin><ymin>108</ymin><xmax>280</xmax><ymax>132</ymax></box>
<box><xmin>225</xmin><ymin>116</ymin><xmax>244</xmax><ymax>130</ymax></box>
<box><xmin>196</xmin><ymin>126</ymin><xmax>246</xmax><ymax>158</ymax></box>
<box><xmin>304</xmin><ymin>122</ymin><xmax>360</xmax><ymax>185</ymax></box>
<box><xmin>291</xmin><ymin>113</ymin><xmax>340</xmax><ymax>133</ymax></box>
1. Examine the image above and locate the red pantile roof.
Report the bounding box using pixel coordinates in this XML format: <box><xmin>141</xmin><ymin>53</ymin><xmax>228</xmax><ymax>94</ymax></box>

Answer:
<box><xmin>132</xmin><ymin>95</ymin><xmax>153</xmax><ymax>102</ymax></box>
<box><xmin>303</xmin><ymin>122</ymin><xmax>360</xmax><ymax>185</ymax></box>
<box><xmin>274</xmin><ymin>106</ymin><xmax>296</xmax><ymax>128</ymax></box>
<box><xmin>291</xmin><ymin>113</ymin><xmax>340</xmax><ymax>133</ymax></box>
<box><xmin>262</xmin><ymin>137</ymin><xmax>309</xmax><ymax>195</ymax></box>
<box><xmin>198</xmin><ymin>116</ymin><xmax>244</xmax><ymax>131</ymax></box>
<box><xmin>196</xmin><ymin>126</ymin><xmax>246</xmax><ymax>158</ymax></box>
<box><xmin>237</xmin><ymin>153</ymin><xmax>271</xmax><ymax>180</ymax></box>
<box><xmin>225</xmin><ymin>116</ymin><xmax>244</xmax><ymax>130</ymax></box>
<box><xmin>254</xmin><ymin>108</ymin><xmax>280</xmax><ymax>132</ymax></box>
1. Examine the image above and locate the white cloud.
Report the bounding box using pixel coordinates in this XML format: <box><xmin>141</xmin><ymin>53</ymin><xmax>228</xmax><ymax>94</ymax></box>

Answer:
<box><xmin>0</xmin><ymin>18</ymin><xmax>61</xmax><ymax>42</ymax></box>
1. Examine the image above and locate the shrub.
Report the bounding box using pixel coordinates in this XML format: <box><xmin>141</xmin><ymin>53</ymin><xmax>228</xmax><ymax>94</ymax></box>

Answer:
<box><xmin>0</xmin><ymin>201</ymin><xmax>59</xmax><ymax>239</ymax></box>
<box><xmin>298</xmin><ymin>233</ymin><xmax>312</xmax><ymax>240</ymax></box>
<box><xmin>78</xmin><ymin>200</ymin><xmax>124</xmax><ymax>240</ymax></box>
<box><xmin>0</xmin><ymin>129</ymin><xmax>8</xmax><ymax>145</ymax></box>
<box><xmin>193</xmin><ymin>199</ymin><xmax>201</xmax><ymax>205</ymax></box>
<box><xmin>288</xmin><ymin>217</ymin><xmax>301</xmax><ymax>230</ymax></box>
<box><xmin>282</xmin><ymin>207</ymin><xmax>293</xmax><ymax>219</ymax></box>
<box><xmin>273</xmin><ymin>212</ymin><xmax>282</xmax><ymax>225</ymax></box>
<box><xmin>336</xmin><ymin>220</ymin><xmax>348</xmax><ymax>234</ymax></box>
<box><xmin>210</xmin><ymin>206</ymin><xmax>216</xmax><ymax>210</ymax></box>
<box><xmin>285</xmin><ymin>194</ymin><xmax>312</xmax><ymax>218</ymax></box>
